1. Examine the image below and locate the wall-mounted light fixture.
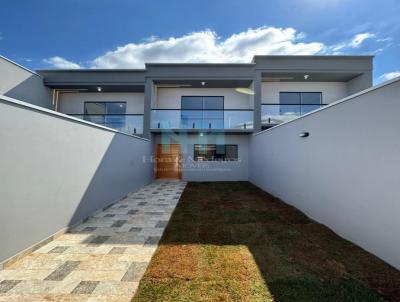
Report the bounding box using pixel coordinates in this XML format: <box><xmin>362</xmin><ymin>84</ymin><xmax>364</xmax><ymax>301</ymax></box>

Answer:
<box><xmin>299</xmin><ymin>132</ymin><xmax>309</xmax><ymax>138</ymax></box>
<box><xmin>97</xmin><ymin>86</ymin><xmax>102</xmax><ymax>92</ymax></box>
<box><xmin>304</xmin><ymin>74</ymin><xmax>309</xmax><ymax>80</ymax></box>
<box><xmin>201</xmin><ymin>81</ymin><xmax>206</xmax><ymax>86</ymax></box>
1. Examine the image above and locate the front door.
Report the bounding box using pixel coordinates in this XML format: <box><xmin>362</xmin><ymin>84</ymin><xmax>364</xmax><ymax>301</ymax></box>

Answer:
<box><xmin>155</xmin><ymin>144</ymin><xmax>182</xmax><ymax>179</ymax></box>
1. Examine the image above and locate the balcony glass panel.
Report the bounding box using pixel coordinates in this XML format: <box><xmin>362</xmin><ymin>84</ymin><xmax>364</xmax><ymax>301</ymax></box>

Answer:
<box><xmin>262</xmin><ymin>104</ymin><xmax>325</xmax><ymax>127</ymax></box>
<box><xmin>151</xmin><ymin>109</ymin><xmax>253</xmax><ymax>130</ymax></box>
<box><xmin>181</xmin><ymin>110</ymin><xmax>203</xmax><ymax>129</ymax></box>
<box><xmin>224</xmin><ymin>110</ymin><xmax>253</xmax><ymax>129</ymax></box>
<box><xmin>71</xmin><ymin>114</ymin><xmax>143</xmax><ymax>135</ymax></box>
<box><xmin>202</xmin><ymin>110</ymin><xmax>224</xmax><ymax>129</ymax></box>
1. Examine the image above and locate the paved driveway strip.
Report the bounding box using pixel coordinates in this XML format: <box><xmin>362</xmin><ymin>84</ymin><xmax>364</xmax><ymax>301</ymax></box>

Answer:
<box><xmin>0</xmin><ymin>181</ymin><xmax>186</xmax><ymax>302</ymax></box>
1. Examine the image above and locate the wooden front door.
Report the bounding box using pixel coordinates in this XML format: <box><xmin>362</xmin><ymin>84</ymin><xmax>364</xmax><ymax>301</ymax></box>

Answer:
<box><xmin>155</xmin><ymin>144</ymin><xmax>182</xmax><ymax>179</ymax></box>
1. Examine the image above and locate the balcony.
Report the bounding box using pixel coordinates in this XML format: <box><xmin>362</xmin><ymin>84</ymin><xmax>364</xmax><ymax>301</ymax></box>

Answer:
<box><xmin>150</xmin><ymin>109</ymin><xmax>253</xmax><ymax>131</ymax></box>
<box><xmin>69</xmin><ymin>114</ymin><xmax>144</xmax><ymax>135</ymax></box>
<box><xmin>261</xmin><ymin>103</ymin><xmax>327</xmax><ymax>128</ymax></box>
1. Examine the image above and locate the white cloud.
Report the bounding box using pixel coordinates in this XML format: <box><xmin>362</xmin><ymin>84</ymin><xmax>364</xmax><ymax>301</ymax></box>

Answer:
<box><xmin>43</xmin><ymin>27</ymin><xmax>383</xmax><ymax>69</ymax></box>
<box><xmin>349</xmin><ymin>32</ymin><xmax>376</xmax><ymax>48</ymax></box>
<box><xmin>331</xmin><ymin>32</ymin><xmax>376</xmax><ymax>52</ymax></box>
<box><xmin>379</xmin><ymin>71</ymin><xmax>400</xmax><ymax>82</ymax></box>
<box><xmin>91</xmin><ymin>27</ymin><xmax>325</xmax><ymax>69</ymax></box>
<box><xmin>43</xmin><ymin>56</ymin><xmax>81</xmax><ymax>69</ymax></box>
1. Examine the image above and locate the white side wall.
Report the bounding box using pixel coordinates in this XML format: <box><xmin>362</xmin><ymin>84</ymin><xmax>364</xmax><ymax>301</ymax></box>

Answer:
<box><xmin>58</xmin><ymin>92</ymin><xmax>145</xmax><ymax>114</ymax></box>
<box><xmin>153</xmin><ymin>133</ymin><xmax>249</xmax><ymax>181</ymax></box>
<box><xmin>155</xmin><ymin>88</ymin><xmax>253</xmax><ymax>109</ymax></box>
<box><xmin>262</xmin><ymin>82</ymin><xmax>347</xmax><ymax>104</ymax></box>
<box><xmin>249</xmin><ymin>79</ymin><xmax>400</xmax><ymax>269</ymax></box>
<box><xmin>0</xmin><ymin>56</ymin><xmax>53</xmax><ymax>109</ymax></box>
<box><xmin>0</xmin><ymin>95</ymin><xmax>153</xmax><ymax>263</ymax></box>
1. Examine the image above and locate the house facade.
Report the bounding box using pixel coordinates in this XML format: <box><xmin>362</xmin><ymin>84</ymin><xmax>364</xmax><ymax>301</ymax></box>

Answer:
<box><xmin>3</xmin><ymin>54</ymin><xmax>400</xmax><ymax>272</ymax></box>
<box><xmin>2</xmin><ymin>55</ymin><xmax>373</xmax><ymax>181</ymax></box>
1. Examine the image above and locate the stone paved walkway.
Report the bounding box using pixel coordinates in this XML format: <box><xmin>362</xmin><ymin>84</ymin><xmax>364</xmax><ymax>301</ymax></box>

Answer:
<box><xmin>0</xmin><ymin>181</ymin><xmax>186</xmax><ymax>302</ymax></box>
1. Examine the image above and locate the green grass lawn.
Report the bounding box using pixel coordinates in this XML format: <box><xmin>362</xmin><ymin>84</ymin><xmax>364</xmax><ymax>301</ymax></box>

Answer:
<box><xmin>132</xmin><ymin>182</ymin><xmax>400</xmax><ymax>302</ymax></box>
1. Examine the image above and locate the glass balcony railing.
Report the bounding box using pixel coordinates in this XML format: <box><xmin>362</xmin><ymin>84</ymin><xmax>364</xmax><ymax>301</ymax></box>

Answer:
<box><xmin>261</xmin><ymin>104</ymin><xmax>327</xmax><ymax>127</ymax></box>
<box><xmin>151</xmin><ymin>109</ymin><xmax>253</xmax><ymax>130</ymax></box>
<box><xmin>70</xmin><ymin>114</ymin><xmax>144</xmax><ymax>135</ymax></box>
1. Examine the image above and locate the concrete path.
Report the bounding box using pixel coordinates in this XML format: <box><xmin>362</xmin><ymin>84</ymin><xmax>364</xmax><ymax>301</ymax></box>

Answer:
<box><xmin>0</xmin><ymin>181</ymin><xmax>186</xmax><ymax>302</ymax></box>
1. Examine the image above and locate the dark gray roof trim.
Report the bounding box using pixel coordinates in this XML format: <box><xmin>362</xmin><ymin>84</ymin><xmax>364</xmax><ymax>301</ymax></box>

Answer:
<box><xmin>35</xmin><ymin>55</ymin><xmax>373</xmax><ymax>86</ymax></box>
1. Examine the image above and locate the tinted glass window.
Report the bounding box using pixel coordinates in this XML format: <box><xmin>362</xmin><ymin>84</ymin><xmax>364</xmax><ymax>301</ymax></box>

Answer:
<box><xmin>84</xmin><ymin>102</ymin><xmax>126</xmax><ymax>114</ymax></box>
<box><xmin>107</xmin><ymin>102</ymin><xmax>126</xmax><ymax>114</ymax></box>
<box><xmin>203</xmin><ymin>96</ymin><xmax>224</xmax><ymax>110</ymax></box>
<box><xmin>181</xmin><ymin>96</ymin><xmax>203</xmax><ymax>109</ymax></box>
<box><xmin>301</xmin><ymin>92</ymin><xmax>321</xmax><ymax>105</ymax></box>
<box><xmin>280</xmin><ymin>92</ymin><xmax>300</xmax><ymax>104</ymax></box>
<box><xmin>85</xmin><ymin>102</ymin><xmax>106</xmax><ymax>115</ymax></box>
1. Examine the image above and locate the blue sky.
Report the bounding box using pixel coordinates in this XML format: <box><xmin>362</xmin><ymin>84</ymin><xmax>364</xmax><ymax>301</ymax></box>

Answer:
<box><xmin>0</xmin><ymin>0</ymin><xmax>399</xmax><ymax>83</ymax></box>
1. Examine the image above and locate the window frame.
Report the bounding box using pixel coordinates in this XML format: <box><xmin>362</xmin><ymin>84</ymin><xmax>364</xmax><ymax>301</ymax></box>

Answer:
<box><xmin>193</xmin><ymin>144</ymin><xmax>238</xmax><ymax>162</ymax></box>
<box><xmin>279</xmin><ymin>92</ymin><xmax>323</xmax><ymax>105</ymax></box>
<box><xmin>84</xmin><ymin>101</ymin><xmax>127</xmax><ymax>115</ymax></box>
<box><xmin>181</xmin><ymin>96</ymin><xmax>224</xmax><ymax>110</ymax></box>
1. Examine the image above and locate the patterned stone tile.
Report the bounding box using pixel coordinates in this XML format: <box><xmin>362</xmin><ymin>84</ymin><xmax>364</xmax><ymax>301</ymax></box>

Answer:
<box><xmin>66</xmin><ymin>270</ymin><xmax>126</xmax><ymax>282</ymax></box>
<box><xmin>87</xmin><ymin>236</ymin><xmax>110</xmax><ymax>245</ymax></box>
<box><xmin>0</xmin><ymin>269</ymin><xmax>54</xmax><ymax>281</ymax></box>
<box><xmin>110</xmin><ymin>220</ymin><xmax>127</xmax><ymax>228</ymax></box>
<box><xmin>144</xmin><ymin>236</ymin><xmax>161</xmax><ymax>246</ymax></box>
<box><xmin>0</xmin><ymin>280</ymin><xmax>21</xmax><ymax>293</ymax></box>
<box><xmin>121</xmin><ymin>262</ymin><xmax>148</xmax><ymax>282</ymax></box>
<box><xmin>129</xmin><ymin>227</ymin><xmax>142</xmax><ymax>233</ymax></box>
<box><xmin>108</xmin><ymin>247</ymin><xmax>127</xmax><ymax>255</ymax></box>
<box><xmin>155</xmin><ymin>220</ymin><xmax>168</xmax><ymax>228</ymax></box>
<box><xmin>8</xmin><ymin>280</ymin><xmax>57</xmax><ymax>294</ymax></box>
<box><xmin>44</xmin><ymin>261</ymin><xmax>80</xmax><ymax>281</ymax></box>
<box><xmin>0</xmin><ymin>181</ymin><xmax>186</xmax><ymax>301</ymax></box>
<box><xmin>49</xmin><ymin>247</ymin><xmax>69</xmax><ymax>254</ymax></box>
<box><xmin>71</xmin><ymin>281</ymin><xmax>99</xmax><ymax>294</ymax></box>
<box><xmin>0</xmin><ymin>294</ymin><xmax>46</xmax><ymax>302</ymax></box>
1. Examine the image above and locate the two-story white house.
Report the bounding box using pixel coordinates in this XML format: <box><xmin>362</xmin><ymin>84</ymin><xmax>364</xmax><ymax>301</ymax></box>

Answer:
<box><xmin>1</xmin><ymin>55</ymin><xmax>373</xmax><ymax>181</ymax></box>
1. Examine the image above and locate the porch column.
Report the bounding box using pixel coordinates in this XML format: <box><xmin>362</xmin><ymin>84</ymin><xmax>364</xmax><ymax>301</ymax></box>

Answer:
<box><xmin>253</xmin><ymin>71</ymin><xmax>262</xmax><ymax>133</ymax></box>
<box><xmin>143</xmin><ymin>78</ymin><xmax>153</xmax><ymax>138</ymax></box>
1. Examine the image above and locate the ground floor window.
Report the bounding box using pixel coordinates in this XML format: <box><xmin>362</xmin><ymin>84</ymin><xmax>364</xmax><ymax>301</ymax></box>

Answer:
<box><xmin>194</xmin><ymin>144</ymin><xmax>238</xmax><ymax>161</ymax></box>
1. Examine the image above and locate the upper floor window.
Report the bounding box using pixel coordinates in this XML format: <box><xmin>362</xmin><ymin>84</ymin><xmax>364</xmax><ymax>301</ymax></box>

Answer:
<box><xmin>279</xmin><ymin>92</ymin><xmax>322</xmax><ymax>115</ymax></box>
<box><xmin>84</xmin><ymin>102</ymin><xmax>126</xmax><ymax>115</ymax></box>
<box><xmin>181</xmin><ymin>96</ymin><xmax>224</xmax><ymax>110</ymax></box>
<box><xmin>181</xmin><ymin>96</ymin><xmax>224</xmax><ymax>129</ymax></box>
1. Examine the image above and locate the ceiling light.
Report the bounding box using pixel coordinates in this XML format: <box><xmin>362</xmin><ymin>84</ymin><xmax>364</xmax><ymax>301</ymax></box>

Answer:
<box><xmin>201</xmin><ymin>81</ymin><xmax>206</xmax><ymax>86</ymax></box>
<box><xmin>97</xmin><ymin>86</ymin><xmax>102</xmax><ymax>92</ymax></box>
<box><xmin>235</xmin><ymin>87</ymin><xmax>255</xmax><ymax>95</ymax></box>
<box><xmin>304</xmin><ymin>74</ymin><xmax>309</xmax><ymax>80</ymax></box>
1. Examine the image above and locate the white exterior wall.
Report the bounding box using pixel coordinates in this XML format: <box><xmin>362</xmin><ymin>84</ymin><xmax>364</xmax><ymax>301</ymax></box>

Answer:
<box><xmin>0</xmin><ymin>95</ymin><xmax>153</xmax><ymax>263</ymax></box>
<box><xmin>58</xmin><ymin>92</ymin><xmax>145</xmax><ymax>114</ymax></box>
<box><xmin>262</xmin><ymin>82</ymin><xmax>347</xmax><ymax>104</ymax></box>
<box><xmin>153</xmin><ymin>133</ymin><xmax>249</xmax><ymax>181</ymax></box>
<box><xmin>155</xmin><ymin>88</ymin><xmax>253</xmax><ymax>109</ymax></box>
<box><xmin>250</xmin><ymin>78</ymin><xmax>400</xmax><ymax>269</ymax></box>
<box><xmin>0</xmin><ymin>56</ymin><xmax>53</xmax><ymax>109</ymax></box>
